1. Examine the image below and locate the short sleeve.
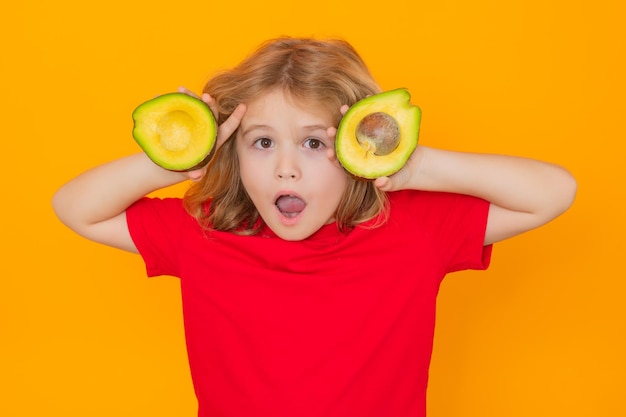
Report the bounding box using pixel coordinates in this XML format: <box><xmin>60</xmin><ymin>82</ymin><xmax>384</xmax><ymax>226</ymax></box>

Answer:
<box><xmin>126</xmin><ymin>197</ymin><xmax>189</xmax><ymax>277</ymax></box>
<box><xmin>391</xmin><ymin>190</ymin><xmax>492</xmax><ymax>274</ymax></box>
<box><xmin>435</xmin><ymin>192</ymin><xmax>492</xmax><ymax>272</ymax></box>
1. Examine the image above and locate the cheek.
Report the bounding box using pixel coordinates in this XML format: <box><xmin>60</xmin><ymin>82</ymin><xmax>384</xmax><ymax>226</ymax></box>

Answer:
<box><xmin>239</xmin><ymin>164</ymin><xmax>261</xmax><ymax>196</ymax></box>
<box><xmin>236</xmin><ymin>146</ymin><xmax>255</xmax><ymax>185</ymax></box>
<box><xmin>236</xmin><ymin>157</ymin><xmax>258</xmax><ymax>196</ymax></box>
<box><xmin>319</xmin><ymin>166</ymin><xmax>350</xmax><ymax>198</ymax></box>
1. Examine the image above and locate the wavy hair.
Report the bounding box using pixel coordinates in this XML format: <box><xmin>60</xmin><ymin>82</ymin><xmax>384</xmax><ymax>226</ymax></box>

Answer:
<box><xmin>184</xmin><ymin>37</ymin><xmax>388</xmax><ymax>235</ymax></box>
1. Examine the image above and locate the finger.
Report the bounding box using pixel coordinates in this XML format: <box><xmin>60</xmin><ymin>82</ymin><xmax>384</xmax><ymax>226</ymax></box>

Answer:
<box><xmin>201</xmin><ymin>93</ymin><xmax>214</xmax><ymax>105</ymax></box>
<box><xmin>325</xmin><ymin>127</ymin><xmax>343</xmax><ymax>168</ymax></box>
<box><xmin>177</xmin><ymin>86</ymin><xmax>201</xmax><ymax>99</ymax></box>
<box><xmin>374</xmin><ymin>176</ymin><xmax>393</xmax><ymax>191</ymax></box>
<box><xmin>187</xmin><ymin>166</ymin><xmax>207</xmax><ymax>182</ymax></box>
<box><xmin>201</xmin><ymin>93</ymin><xmax>220</xmax><ymax>119</ymax></box>
<box><xmin>216</xmin><ymin>103</ymin><xmax>247</xmax><ymax>146</ymax></box>
<box><xmin>325</xmin><ymin>147</ymin><xmax>343</xmax><ymax>169</ymax></box>
<box><xmin>340</xmin><ymin>104</ymin><xmax>349</xmax><ymax>116</ymax></box>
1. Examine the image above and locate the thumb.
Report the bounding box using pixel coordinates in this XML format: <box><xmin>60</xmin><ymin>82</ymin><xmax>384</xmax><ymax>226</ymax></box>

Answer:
<box><xmin>187</xmin><ymin>166</ymin><xmax>207</xmax><ymax>182</ymax></box>
<box><xmin>374</xmin><ymin>165</ymin><xmax>411</xmax><ymax>192</ymax></box>
<box><xmin>374</xmin><ymin>176</ymin><xmax>394</xmax><ymax>191</ymax></box>
<box><xmin>216</xmin><ymin>103</ymin><xmax>247</xmax><ymax>147</ymax></box>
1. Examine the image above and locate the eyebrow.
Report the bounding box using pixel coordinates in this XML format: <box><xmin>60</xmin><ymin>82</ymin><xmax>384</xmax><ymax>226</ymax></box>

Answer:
<box><xmin>303</xmin><ymin>124</ymin><xmax>330</xmax><ymax>133</ymax></box>
<box><xmin>241</xmin><ymin>124</ymin><xmax>271</xmax><ymax>137</ymax></box>
<box><xmin>241</xmin><ymin>124</ymin><xmax>329</xmax><ymax>136</ymax></box>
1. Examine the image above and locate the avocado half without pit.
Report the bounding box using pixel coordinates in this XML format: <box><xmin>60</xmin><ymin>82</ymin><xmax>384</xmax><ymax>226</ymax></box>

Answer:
<box><xmin>132</xmin><ymin>92</ymin><xmax>217</xmax><ymax>171</ymax></box>
<box><xmin>335</xmin><ymin>88</ymin><xmax>421</xmax><ymax>179</ymax></box>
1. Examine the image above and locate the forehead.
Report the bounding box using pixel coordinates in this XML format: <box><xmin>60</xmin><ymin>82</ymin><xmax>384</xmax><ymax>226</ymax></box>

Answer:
<box><xmin>242</xmin><ymin>88</ymin><xmax>335</xmax><ymax>125</ymax></box>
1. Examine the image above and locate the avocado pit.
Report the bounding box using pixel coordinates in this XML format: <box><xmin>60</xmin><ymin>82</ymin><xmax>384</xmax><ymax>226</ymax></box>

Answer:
<box><xmin>355</xmin><ymin>112</ymin><xmax>400</xmax><ymax>156</ymax></box>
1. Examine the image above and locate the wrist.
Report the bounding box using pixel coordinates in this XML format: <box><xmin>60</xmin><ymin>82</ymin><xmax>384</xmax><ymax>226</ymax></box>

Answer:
<box><xmin>136</xmin><ymin>153</ymin><xmax>189</xmax><ymax>188</ymax></box>
<box><xmin>403</xmin><ymin>145</ymin><xmax>428</xmax><ymax>190</ymax></box>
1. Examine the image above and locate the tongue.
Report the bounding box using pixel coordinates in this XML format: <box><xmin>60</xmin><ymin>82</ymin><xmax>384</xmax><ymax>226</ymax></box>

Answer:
<box><xmin>276</xmin><ymin>195</ymin><xmax>306</xmax><ymax>215</ymax></box>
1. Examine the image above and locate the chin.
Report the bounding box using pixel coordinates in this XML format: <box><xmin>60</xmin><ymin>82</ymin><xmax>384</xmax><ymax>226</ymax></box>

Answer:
<box><xmin>274</xmin><ymin>229</ymin><xmax>315</xmax><ymax>241</ymax></box>
<box><xmin>266</xmin><ymin>222</ymin><xmax>319</xmax><ymax>241</ymax></box>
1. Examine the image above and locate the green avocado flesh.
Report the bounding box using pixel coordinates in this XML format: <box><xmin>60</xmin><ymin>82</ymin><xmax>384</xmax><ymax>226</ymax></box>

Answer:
<box><xmin>335</xmin><ymin>88</ymin><xmax>421</xmax><ymax>179</ymax></box>
<box><xmin>132</xmin><ymin>93</ymin><xmax>217</xmax><ymax>171</ymax></box>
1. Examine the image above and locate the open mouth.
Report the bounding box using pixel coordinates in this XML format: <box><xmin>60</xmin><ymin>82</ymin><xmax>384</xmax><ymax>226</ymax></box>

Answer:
<box><xmin>275</xmin><ymin>194</ymin><xmax>306</xmax><ymax>218</ymax></box>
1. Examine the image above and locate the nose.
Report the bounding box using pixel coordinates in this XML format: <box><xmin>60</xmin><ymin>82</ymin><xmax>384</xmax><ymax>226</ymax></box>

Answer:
<box><xmin>275</xmin><ymin>148</ymin><xmax>301</xmax><ymax>180</ymax></box>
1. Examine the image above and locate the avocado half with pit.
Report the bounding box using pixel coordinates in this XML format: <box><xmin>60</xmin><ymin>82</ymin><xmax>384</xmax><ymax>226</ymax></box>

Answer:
<box><xmin>132</xmin><ymin>92</ymin><xmax>217</xmax><ymax>171</ymax></box>
<box><xmin>335</xmin><ymin>88</ymin><xmax>421</xmax><ymax>179</ymax></box>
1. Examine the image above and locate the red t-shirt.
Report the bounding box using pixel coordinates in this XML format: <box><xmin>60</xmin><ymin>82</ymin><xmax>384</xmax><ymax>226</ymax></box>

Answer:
<box><xmin>126</xmin><ymin>190</ymin><xmax>492</xmax><ymax>417</ymax></box>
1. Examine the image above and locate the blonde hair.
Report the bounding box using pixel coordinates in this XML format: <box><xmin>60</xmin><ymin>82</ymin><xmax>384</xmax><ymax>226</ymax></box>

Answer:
<box><xmin>184</xmin><ymin>37</ymin><xmax>388</xmax><ymax>235</ymax></box>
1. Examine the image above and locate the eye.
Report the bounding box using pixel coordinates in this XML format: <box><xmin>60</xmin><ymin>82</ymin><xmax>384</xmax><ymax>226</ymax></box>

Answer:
<box><xmin>304</xmin><ymin>138</ymin><xmax>324</xmax><ymax>150</ymax></box>
<box><xmin>254</xmin><ymin>137</ymin><xmax>273</xmax><ymax>149</ymax></box>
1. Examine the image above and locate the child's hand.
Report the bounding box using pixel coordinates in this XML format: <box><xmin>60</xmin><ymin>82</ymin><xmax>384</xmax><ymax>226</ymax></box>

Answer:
<box><xmin>325</xmin><ymin>126</ymin><xmax>343</xmax><ymax>169</ymax></box>
<box><xmin>323</xmin><ymin>104</ymin><xmax>351</xmax><ymax>169</ymax></box>
<box><xmin>177</xmin><ymin>87</ymin><xmax>247</xmax><ymax>182</ymax></box>
<box><xmin>373</xmin><ymin>141</ymin><xmax>426</xmax><ymax>192</ymax></box>
<box><xmin>373</xmin><ymin>152</ymin><xmax>418</xmax><ymax>192</ymax></box>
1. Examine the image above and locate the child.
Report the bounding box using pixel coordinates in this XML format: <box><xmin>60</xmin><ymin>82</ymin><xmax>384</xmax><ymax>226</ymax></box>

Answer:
<box><xmin>52</xmin><ymin>37</ymin><xmax>577</xmax><ymax>417</ymax></box>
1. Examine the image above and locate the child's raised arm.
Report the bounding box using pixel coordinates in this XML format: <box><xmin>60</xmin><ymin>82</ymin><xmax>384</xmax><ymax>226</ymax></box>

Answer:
<box><xmin>52</xmin><ymin>153</ymin><xmax>188</xmax><ymax>252</ymax></box>
<box><xmin>52</xmin><ymin>97</ymin><xmax>247</xmax><ymax>252</ymax></box>
<box><xmin>374</xmin><ymin>146</ymin><xmax>577</xmax><ymax>245</ymax></box>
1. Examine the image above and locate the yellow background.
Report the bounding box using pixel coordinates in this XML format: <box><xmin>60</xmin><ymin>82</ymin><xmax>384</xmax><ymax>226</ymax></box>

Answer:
<box><xmin>2</xmin><ymin>0</ymin><xmax>624</xmax><ymax>416</ymax></box>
